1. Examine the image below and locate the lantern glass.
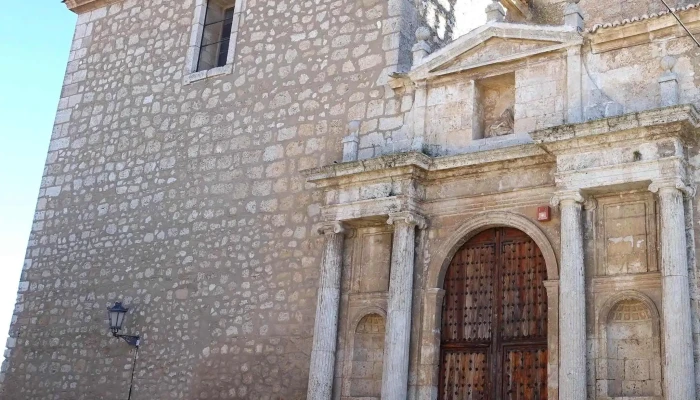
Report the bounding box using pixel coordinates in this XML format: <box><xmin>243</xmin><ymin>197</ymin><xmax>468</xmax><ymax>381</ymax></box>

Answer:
<box><xmin>107</xmin><ymin>302</ymin><xmax>129</xmax><ymax>334</ymax></box>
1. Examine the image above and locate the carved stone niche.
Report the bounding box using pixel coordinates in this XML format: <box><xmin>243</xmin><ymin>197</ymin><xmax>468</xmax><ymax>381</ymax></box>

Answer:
<box><xmin>347</xmin><ymin>313</ymin><xmax>386</xmax><ymax>399</ymax></box>
<box><xmin>596</xmin><ymin>292</ymin><xmax>662</xmax><ymax>399</ymax></box>
<box><xmin>473</xmin><ymin>72</ymin><xmax>516</xmax><ymax>139</ymax></box>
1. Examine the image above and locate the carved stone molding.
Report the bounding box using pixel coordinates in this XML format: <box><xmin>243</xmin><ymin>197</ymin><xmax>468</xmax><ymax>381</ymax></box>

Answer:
<box><xmin>387</xmin><ymin>212</ymin><xmax>427</xmax><ymax>229</ymax></box>
<box><xmin>64</xmin><ymin>0</ymin><xmax>122</xmax><ymax>13</ymax></box>
<box><xmin>316</xmin><ymin>221</ymin><xmax>346</xmax><ymax>236</ymax></box>
<box><xmin>649</xmin><ymin>178</ymin><xmax>696</xmax><ymax>197</ymax></box>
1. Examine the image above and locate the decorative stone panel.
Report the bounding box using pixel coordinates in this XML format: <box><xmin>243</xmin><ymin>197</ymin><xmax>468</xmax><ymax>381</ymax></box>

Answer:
<box><xmin>595</xmin><ymin>193</ymin><xmax>658</xmax><ymax>276</ymax></box>
<box><xmin>351</xmin><ymin>228</ymin><xmax>393</xmax><ymax>294</ymax></box>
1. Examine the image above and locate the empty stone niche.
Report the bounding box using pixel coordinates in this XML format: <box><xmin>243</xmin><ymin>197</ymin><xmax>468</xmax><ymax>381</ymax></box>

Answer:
<box><xmin>474</xmin><ymin>72</ymin><xmax>516</xmax><ymax>139</ymax></box>
<box><xmin>598</xmin><ymin>296</ymin><xmax>662</xmax><ymax>399</ymax></box>
<box><xmin>349</xmin><ymin>314</ymin><xmax>386</xmax><ymax>399</ymax></box>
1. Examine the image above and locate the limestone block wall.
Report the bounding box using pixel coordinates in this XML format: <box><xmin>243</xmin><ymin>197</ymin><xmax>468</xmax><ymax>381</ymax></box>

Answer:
<box><xmin>424</xmin><ymin>79</ymin><xmax>476</xmax><ymax>152</ymax></box>
<box><xmin>514</xmin><ymin>56</ymin><xmax>566</xmax><ymax>134</ymax></box>
<box><xmin>0</xmin><ymin>0</ymin><xmax>441</xmax><ymax>398</ymax></box>
<box><xmin>583</xmin><ymin>33</ymin><xmax>700</xmax><ymax>119</ymax></box>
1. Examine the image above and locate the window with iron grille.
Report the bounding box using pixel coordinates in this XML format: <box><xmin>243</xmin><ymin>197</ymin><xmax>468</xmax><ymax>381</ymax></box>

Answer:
<box><xmin>197</xmin><ymin>2</ymin><xmax>236</xmax><ymax>72</ymax></box>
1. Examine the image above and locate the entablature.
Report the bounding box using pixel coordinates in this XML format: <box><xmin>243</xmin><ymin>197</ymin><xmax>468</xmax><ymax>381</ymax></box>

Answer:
<box><xmin>532</xmin><ymin>104</ymin><xmax>700</xmax><ymax>152</ymax></box>
<box><xmin>534</xmin><ymin>105</ymin><xmax>699</xmax><ymax>192</ymax></box>
<box><xmin>305</xmin><ymin>105</ymin><xmax>700</xmax><ymax>225</ymax></box>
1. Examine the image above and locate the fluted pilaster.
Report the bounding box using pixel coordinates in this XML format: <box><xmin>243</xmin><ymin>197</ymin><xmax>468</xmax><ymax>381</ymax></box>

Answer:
<box><xmin>381</xmin><ymin>212</ymin><xmax>426</xmax><ymax>400</ymax></box>
<box><xmin>307</xmin><ymin>222</ymin><xmax>346</xmax><ymax>400</ymax></box>
<box><xmin>551</xmin><ymin>191</ymin><xmax>586</xmax><ymax>400</ymax></box>
<box><xmin>650</xmin><ymin>179</ymin><xmax>697</xmax><ymax>400</ymax></box>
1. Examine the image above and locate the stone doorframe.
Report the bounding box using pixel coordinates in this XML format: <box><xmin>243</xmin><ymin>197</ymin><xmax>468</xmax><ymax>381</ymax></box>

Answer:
<box><xmin>416</xmin><ymin>211</ymin><xmax>560</xmax><ymax>400</ymax></box>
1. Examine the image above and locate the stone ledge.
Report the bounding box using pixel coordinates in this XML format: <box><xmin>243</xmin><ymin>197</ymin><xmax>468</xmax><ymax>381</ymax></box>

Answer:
<box><xmin>183</xmin><ymin>64</ymin><xmax>234</xmax><ymax>85</ymax></box>
<box><xmin>531</xmin><ymin>104</ymin><xmax>700</xmax><ymax>149</ymax></box>
<box><xmin>63</xmin><ymin>0</ymin><xmax>122</xmax><ymax>14</ymax></box>
<box><xmin>302</xmin><ymin>144</ymin><xmax>551</xmax><ymax>188</ymax></box>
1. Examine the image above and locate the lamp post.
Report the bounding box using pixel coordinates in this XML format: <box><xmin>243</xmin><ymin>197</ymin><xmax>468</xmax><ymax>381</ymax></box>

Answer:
<box><xmin>107</xmin><ymin>302</ymin><xmax>140</xmax><ymax>347</ymax></box>
<box><xmin>107</xmin><ymin>302</ymin><xmax>140</xmax><ymax>400</ymax></box>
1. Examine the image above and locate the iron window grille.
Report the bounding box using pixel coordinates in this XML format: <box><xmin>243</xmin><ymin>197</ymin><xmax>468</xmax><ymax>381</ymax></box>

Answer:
<box><xmin>197</xmin><ymin>4</ymin><xmax>235</xmax><ymax>72</ymax></box>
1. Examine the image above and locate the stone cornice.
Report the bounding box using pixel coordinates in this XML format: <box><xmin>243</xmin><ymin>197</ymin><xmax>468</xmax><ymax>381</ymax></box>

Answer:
<box><xmin>531</xmin><ymin>105</ymin><xmax>700</xmax><ymax>153</ymax></box>
<box><xmin>63</xmin><ymin>0</ymin><xmax>122</xmax><ymax>14</ymax></box>
<box><xmin>301</xmin><ymin>145</ymin><xmax>552</xmax><ymax>189</ymax></box>
<box><xmin>587</xmin><ymin>4</ymin><xmax>700</xmax><ymax>53</ymax></box>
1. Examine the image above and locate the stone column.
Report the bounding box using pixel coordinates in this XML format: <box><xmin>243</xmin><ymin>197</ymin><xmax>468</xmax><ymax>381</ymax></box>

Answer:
<box><xmin>551</xmin><ymin>191</ymin><xmax>586</xmax><ymax>400</ymax></box>
<box><xmin>381</xmin><ymin>211</ymin><xmax>426</xmax><ymax>400</ymax></box>
<box><xmin>650</xmin><ymin>180</ymin><xmax>697</xmax><ymax>400</ymax></box>
<box><xmin>566</xmin><ymin>46</ymin><xmax>583</xmax><ymax>124</ymax></box>
<box><xmin>417</xmin><ymin>288</ymin><xmax>446</xmax><ymax>400</ymax></box>
<box><xmin>543</xmin><ymin>280</ymin><xmax>560</xmax><ymax>400</ymax></box>
<box><xmin>411</xmin><ymin>81</ymin><xmax>428</xmax><ymax>153</ymax></box>
<box><xmin>306</xmin><ymin>221</ymin><xmax>346</xmax><ymax>400</ymax></box>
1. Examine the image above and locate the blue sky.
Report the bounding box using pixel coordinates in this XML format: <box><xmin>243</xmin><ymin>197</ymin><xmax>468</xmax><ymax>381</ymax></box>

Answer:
<box><xmin>0</xmin><ymin>4</ymin><xmax>76</xmax><ymax>340</ymax></box>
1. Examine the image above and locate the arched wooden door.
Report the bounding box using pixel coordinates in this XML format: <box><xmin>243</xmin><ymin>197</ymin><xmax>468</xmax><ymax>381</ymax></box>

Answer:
<box><xmin>439</xmin><ymin>227</ymin><xmax>548</xmax><ymax>400</ymax></box>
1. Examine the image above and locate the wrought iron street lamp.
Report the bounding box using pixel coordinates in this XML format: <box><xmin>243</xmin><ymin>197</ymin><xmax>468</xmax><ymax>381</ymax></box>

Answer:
<box><xmin>107</xmin><ymin>302</ymin><xmax>141</xmax><ymax>400</ymax></box>
<box><xmin>107</xmin><ymin>302</ymin><xmax>140</xmax><ymax>347</ymax></box>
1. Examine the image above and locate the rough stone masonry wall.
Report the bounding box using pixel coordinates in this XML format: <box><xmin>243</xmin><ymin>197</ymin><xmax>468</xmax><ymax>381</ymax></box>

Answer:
<box><xmin>583</xmin><ymin>37</ymin><xmax>700</xmax><ymax>119</ymax></box>
<box><xmin>0</xmin><ymin>0</ymin><xmax>443</xmax><ymax>398</ymax></box>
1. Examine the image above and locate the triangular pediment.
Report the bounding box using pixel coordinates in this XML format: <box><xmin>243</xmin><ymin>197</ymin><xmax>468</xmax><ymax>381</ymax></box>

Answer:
<box><xmin>409</xmin><ymin>22</ymin><xmax>582</xmax><ymax>81</ymax></box>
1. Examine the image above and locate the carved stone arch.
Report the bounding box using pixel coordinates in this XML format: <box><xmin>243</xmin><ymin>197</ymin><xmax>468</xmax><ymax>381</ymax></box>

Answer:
<box><xmin>426</xmin><ymin>211</ymin><xmax>559</xmax><ymax>290</ymax></box>
<box><xmin>349</xmin><ymin>306</ymin><xmax>387</xmax><ymax>332</ymax></box>
<box><xmin>596</xmin><ymin>291</ymin><xmax>663</xmax><ymax>398</ymax></box>
<box><xmin>597</xmin><ymin>290</ymin><xmax>661</xmax><ymax>333</ymax></box>
<box><xmin>419</xmin><ymin>211</ymin><xmax>560</xmax><ymax>400</ymax></box>
<box><xmin>342</xmin><ymin>307</ymin><xmax>387</xmax><ymax>399</ymax></box>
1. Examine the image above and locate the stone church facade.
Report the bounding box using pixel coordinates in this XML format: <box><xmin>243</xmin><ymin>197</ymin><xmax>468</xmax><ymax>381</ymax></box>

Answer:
<box><xmin>3</xmin><ymin>0</ymin><xmax>700</xmax><ymax>399</ymax></box>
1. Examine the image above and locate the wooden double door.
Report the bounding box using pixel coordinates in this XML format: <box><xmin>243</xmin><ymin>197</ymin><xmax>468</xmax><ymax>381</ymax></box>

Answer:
<box><xmin>439</xmin><ymin>228</ymin><xmax>548</xmax><ymax>400</ymax></box>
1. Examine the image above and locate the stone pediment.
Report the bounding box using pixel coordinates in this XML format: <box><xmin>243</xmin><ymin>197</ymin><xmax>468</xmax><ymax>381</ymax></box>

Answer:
<box><xmin>409</xmin><ymin>22</ymin><xmax>582</xmax><ymax>81</ymax></box>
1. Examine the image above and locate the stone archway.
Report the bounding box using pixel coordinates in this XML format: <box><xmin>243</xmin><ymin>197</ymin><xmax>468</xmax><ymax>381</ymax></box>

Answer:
<box><xmin>426</xmin><ymin>212</ymin><xmax>559</xmax><ymax>286</ymax></box>
<box><xmin>418</xmin><ymin>212</ymin><xmax>560</xmax><ymax>400</ymax></box>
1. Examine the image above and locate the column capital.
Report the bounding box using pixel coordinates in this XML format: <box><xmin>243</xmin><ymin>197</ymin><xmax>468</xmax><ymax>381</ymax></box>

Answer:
<box><xmin>649</xmin><ymin>178</ymin><xmax>696</xmax><ymax>197</ymax></box>
<box><xmin>387</xmin><ymin>211</ymin><xmax>427</xmax><ymax>229</ymax></box>
<box><xmin>550</xmin><ymin>190</ymin><xmax>585</xmax><ymax>207</ymax></box>
<box><xmin>316</xmin><ymin>221</ymin><xmax>346</xmax><ymax>236</ymax></box>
